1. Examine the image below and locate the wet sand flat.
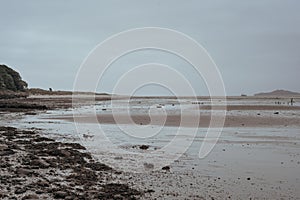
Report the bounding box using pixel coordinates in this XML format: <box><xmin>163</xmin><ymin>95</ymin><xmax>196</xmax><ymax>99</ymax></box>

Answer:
<box><xmin>1</xmin><ymin>95</ymin><xmax>300</xmax><ymax>199</ymax></box>
<box><xmin>54</xmin><ymin>113</ymin><xmax>300</xmax><ymax>127</ymax></box>
<box><xmin>200</xmin><ymin>104</ymin><xmax>300</xmax><ymax>110</ymax></box>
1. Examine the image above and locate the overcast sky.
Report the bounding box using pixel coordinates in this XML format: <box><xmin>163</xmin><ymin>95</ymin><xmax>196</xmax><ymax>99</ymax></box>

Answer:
<box><xmin>0</xmin><ymin>0</ymin><xmax>299</xmax><ymax>96</ymax></box>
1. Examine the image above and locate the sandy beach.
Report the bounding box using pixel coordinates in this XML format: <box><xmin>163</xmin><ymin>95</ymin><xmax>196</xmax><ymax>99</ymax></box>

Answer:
<box><xmin>1</xmin><ymin>95</ymin><xmax>300</xmax><ymax>199</ymax></box>
<box><xmin>52</xmin><ymin>99</ymin><xmax>300</xmax><ymax>127</ymax></box>
<box><xmin>55</xmin><ymin>111</ymin><xmax>300</xmax><ymax>128</ymax></box>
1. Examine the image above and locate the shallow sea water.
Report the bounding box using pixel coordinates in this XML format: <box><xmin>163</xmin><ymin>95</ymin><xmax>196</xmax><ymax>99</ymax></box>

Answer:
<box><xmin>1</xmin><ymin>98</ymin><xmax>300</xmax><ymax>199</ymax></box>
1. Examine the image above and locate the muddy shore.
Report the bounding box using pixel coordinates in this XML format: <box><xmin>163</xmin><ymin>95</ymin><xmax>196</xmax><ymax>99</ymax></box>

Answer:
<box><xmin>0</xmin><ymin>126</ymin><xmax>144</xmax><ymax>199</ymax></box>
<box><xmin>0</xmin><ymin>95</ymin><xmax>147</xmax><ymax>199</ymax></box>
<box><xmin>56</xmin><ymin>112</ymin><xmax>300</xmax><ymax>128</ymax></box>
<box><xmin>1</xmin><ymin>95</ymin><xmax>300</xmax><ymax>199</ymax></box>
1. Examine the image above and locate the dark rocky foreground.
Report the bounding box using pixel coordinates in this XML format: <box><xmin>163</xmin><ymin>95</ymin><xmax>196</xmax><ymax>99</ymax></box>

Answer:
<box><xmin>0</xmin><ymin>101</ymin><xmax>48</xmax><ymax>112</ymax></box>
<box><xmin>0</xmin><ymin>126</ymin><xmax>143</xmax><ymax>200</ymax></box>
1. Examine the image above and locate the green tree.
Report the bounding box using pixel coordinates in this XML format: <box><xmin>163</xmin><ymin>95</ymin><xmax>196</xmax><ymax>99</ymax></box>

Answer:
<box><xmin>0</xmin><ymin>65</ymin><xmax>28</xmax><ymax>91</ymax></box>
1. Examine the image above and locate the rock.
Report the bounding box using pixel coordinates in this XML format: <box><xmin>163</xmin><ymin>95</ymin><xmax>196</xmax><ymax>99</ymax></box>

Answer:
<box><xmin>35</xmin><ymin>191</ymin><xmax>44</xmax><ymax>195</ymax></box>
<box><xmin>64</xmin><ymin>143</ymin><xmax>86</xmax><ymax>150</ymax></box>
<box><xmin>54</xmin><ymin>191</ymin><xmax>68</xmax><ymax>199</ymax></box>
<box><xmin>0</xmin><ymin>149</ymin><xmax>15</xmax><ymax>156</ymax></box>
<box><xmin>0</xmin><ymin>144</ymin><xmax>8</xmax><ymax>151</ymax></box>
<box><xmin>31</xmin><ymin>159</ymin><xmax>50</xmax><ymax>168</ymax></box>
<box><xmin>86</xmin><ymin>190</ymin><xmax>98</xmax><ymax>194</ymax></box>
<box><xmin>22</xmin><ymin>194</ymin><xmax>39</xmax><ymax>200</ymax></box>
<box><xmin>0</xmin><ymin>126</ymin><xmax>144</xmax><ymax>199</ymax></box>
<box><xmin>0</xmin><ymin>192</ymin><xmax>7</xmax><ymax>198</ymax></box>
<box><xmin>139</xmin><ymin>145</ymin><xmax>149</xmax><ymax>150</ymax></box>
<box><xmin>15</xmin><ymin>187</ymin><xmax>27</xmax><ymax>194</ymax></box>
<box><xmin>59</xmin><ymin>149</ymin><xmax>71</xmax><ymax>157</ymax></box>
<box><xmin>85</xmin><ymin>162</ymin><xmax>112</xmax><ymax>171</ymax></box>
<box><xmin>114</xmin><ymin>194</ymin><xmax>122</xmax><ymax>198</ymax></box>
<box><xmin>24</xmin><ymin>112</ymin><xmax>37</xmax><ymax>116</ymax></box>
<box><xmin>274</xmin><ymin>112</ymin><xmax>279</xmax><ymax>114</ymax></box>
<box><xmin>114</xmin><ymin>156</ymin><xmax>123</xmax><ymax>160</ymax></box>
<box><xmin>100</xmin><ymin>183</ymin><xmax>141</xmax><ymax>199</ymax></box>
<box><xmin>16</xmin><ymin>168</ymin><xmax>32</xmax><ymax>176</ymax></box>
<box><xmin>33</xmin><ymin>137</ymin><xmax>55</xmax><ymax>142</ymax></box>
<box><xmin>162</xmin><ymin>166</ymin><xmax>171</xmax><ymax>171</ymax></box>
<box><xmin>37</xmin><ymin>180</ymin><xmax>49</xmax><ymax>187</ymax></box>
<box><xmin>144</xmin><ymin>163</ymin><xmax>154</xmax><ymax>170</ymax></box>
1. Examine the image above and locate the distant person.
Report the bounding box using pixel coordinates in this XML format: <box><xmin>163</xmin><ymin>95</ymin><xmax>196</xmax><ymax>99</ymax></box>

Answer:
<box><xmin>291</xmin><ymin>98</ymin><xmax>294</xmax><ymax>106</ymax></box>
<box><xmin>49</xmin><ymin>88</ymin><xmax>53</xmax><ymax>92</ymax></box>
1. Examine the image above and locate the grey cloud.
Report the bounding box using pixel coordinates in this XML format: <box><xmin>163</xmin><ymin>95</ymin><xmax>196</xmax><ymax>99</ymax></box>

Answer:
<box><xmin>0</xmin><ymin>0</ymin><xmax>299</xmax><ymax>95</ymax></box>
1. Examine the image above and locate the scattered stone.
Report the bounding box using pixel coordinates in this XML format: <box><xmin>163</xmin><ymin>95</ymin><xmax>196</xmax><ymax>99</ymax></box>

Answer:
<box><xmin>59</xmin><ymin>149</ymin><xmax>71</xmax><ymax>157</ymax></box>
<box><xmin>162</xmin><ymin>166</ymin><xmax>171</xmax><ymax>171</ymax></box>
<box><xmin>144</xmin><ymin>163</ymin><xmax>154</xmax><ymax>170</ymax></box>
<box><xmin>54</xmin><ymin>191</ymin><xmax>68</xmax><ymax>199</ymax></box>
<box><xmin>0</xmin><ymin>144</ymin><xmax>8</xmax><ymax>151</ymax></box>
<box><xmin>114</xmin><ymin>156</ymin><xmax>123</xmax><ymax>160</ymax></box>
<box><xmin>85</xmin><ymin>162</ymin><xmax>112</xmax><ymax>171</ymax></box>
<box><xmin>64</xmin><ymin>143</ymin><xmax>86</xmax><ymax>150</ymax></box>
<box><xmin>99</xmin><ymin>183</ymin><xmax>141</xmax><ymax>199</ymax></box>
<box><xmin>139</xmin><ymin>145</ymin><xmax>149</xmax><ymax>150</ymax></box>
<box><xmin>15</xmin><ymin>187</ymin><xmax>27</xmax><ymax>194</ymax></box>
<box><xmin>22</xmin><ymin>194</ymin><xmax>39</xmax><ymax>200</ymax></box>
<box><xmin>30</xmin><ymin>159</ymin><xmax>50</xmax><ymax>168</ymax></box>
<box><xmin>0</xmin><ymin>126</ymin><xmax>144</xmax><ymax>199</ymax></box>
<box><xmin>24</xmin><ymin>112</ymin><xmax>37</xmax><ymax>116</ymax></box>
<box><xmin>16</xmin><ymin>168</ymin><xmax>32</xmax><ymax>176</ymax></box>
<box><xmin>37</xmin><ymin>180</ymin><xmax>49</xmax><ymax>187</ymax></box>
<box><xmin>0</xmin><ymin>149</ymin><xmax>15</xmax><ymax>156</ymax></box>
<box><xmin>32</xmin><ymin>137</ymin><xmax>55</xmax><ymax>142</ymax></box>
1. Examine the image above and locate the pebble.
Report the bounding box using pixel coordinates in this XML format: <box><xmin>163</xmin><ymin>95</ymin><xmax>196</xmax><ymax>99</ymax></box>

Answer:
<box><xmin>162</xmin><ymin>166</ymin><xmax>171</xmax><ymax>171</ymax></box>
<box><xmin>31</xmin><ymin>159</ymin><xmax>50</xmax><ymax>168</ymax></box>
<box><xmin>16</xmin><ymin>168</ymin><xmax>32</xmax><ymax>176</ymax></box>
<box><xmin>22</xmin><ymin>194</ymin><xmax>39</xmax><ymax>199</ymax></box>
<box><xmin>15</xmin><ymin>188</ymin><xmax>27</xmax><ymax>194</ymax></box>
<box><xmin>0</xmin><ymin>144</ymin><xmax>8</xmax><ymax>151</ymax></box>
<box><xmin>140</xmin><ymin>145</ymin><xmax>150</xmax><ymax>150</ymax></box>
<box><xmin>54</xmin><ymin>191</ymin><xmax>68</xmax><ymax>199</ymax></box>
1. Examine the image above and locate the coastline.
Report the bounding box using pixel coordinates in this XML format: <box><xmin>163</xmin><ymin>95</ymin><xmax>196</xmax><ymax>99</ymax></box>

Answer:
<box><xmin>1</xmin><ymin>95</ymin><xmax>300</xmax><ymax>199</ymax></box>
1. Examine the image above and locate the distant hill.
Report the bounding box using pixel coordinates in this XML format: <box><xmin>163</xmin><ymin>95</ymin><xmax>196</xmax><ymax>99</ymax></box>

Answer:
<box><xmin>0</xmin><ymin>65</ymin><xmax>28</xmax><ymax>92</ymax></box>
<box><xmin>254</xmin><ymin>90</ymin><xmax>300</xmax><ymax>97</ymax></box>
